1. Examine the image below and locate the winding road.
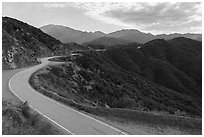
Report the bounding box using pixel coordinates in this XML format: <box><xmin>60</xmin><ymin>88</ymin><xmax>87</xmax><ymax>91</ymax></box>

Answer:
<box><xmin>9</xmin><ymin>57</ymin><xmax>127</xmax><ymax>135</ymax></box>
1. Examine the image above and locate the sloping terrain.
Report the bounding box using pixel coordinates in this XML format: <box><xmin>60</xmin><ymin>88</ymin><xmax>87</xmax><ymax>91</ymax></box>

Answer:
<box><xmin>156</xmin><ymin>33</ymin><xmax>202</xmax><ymax>42</ymax></box>
<box><xmin>31</xmin><ymin>37</ymin><xmax>202</xmax><ymax>117</ymax></box>
<box><xmin>2</xmin><ymin>17</ymin><xmax>60</xmax><ymax>69</ymax></box>
<box><xmin>83</xmin><ymin>36</ymin><xmax>133</xmax><ymax>48</ymax></box>
<box><xmin>40</xmin><ymin>24</ymin><xmax>101</xmax><ymax>44</ymax></box>
<box><xmin>107</xmin><ymin>29</ymin><xmax>155</xmax><ymax>43</ymax></box>
<box><xmin>41</xmin><ymin>25</ymin><xmax>202</xmax><ymax>44</ymax></box>
<box><xmin>52</xmin><ymin>42</ymin><xmax>90</xmax><ymax>56</ymax></box>
<box><xmin>103</xmin><ymin>38</ymin><xmax>202</xmax><ymax>103</ymax></box>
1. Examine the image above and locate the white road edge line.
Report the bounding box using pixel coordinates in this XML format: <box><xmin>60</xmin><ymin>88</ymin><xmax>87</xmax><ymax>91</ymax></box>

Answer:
<box><xmin>26</xmin><ymin>79</ymin><xmax>127</xmax><ymax>135</ymax></box>
<box><xmin>8</xmin><ymin>73</ymin><xmax>75</xmax><ymax>135</ymax></box>
<box><xmin>9</xmin><ymin>57</ymin><xmax>128</xmax><ymax>135</ymax></box>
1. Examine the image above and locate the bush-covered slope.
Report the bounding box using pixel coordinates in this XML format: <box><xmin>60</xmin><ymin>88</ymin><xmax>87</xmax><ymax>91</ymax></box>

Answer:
<box><xmin>103</xmin><ymin>38</ymin><xmax>202</xmax><ymax>100</ymax></box>
<box><xmin>52</xmin><ymin>42</ymin><xmax>90</xmax><ymax>55</ymax></box>
<box><xmin>32</xmin><ymin>37</ymin><xmax>202</xmax><ymax>116</ymax></box>
<box><xmin>2</xmin><ymin>17</ymin><xmax>62</xmax><ymax>69</ymax></box>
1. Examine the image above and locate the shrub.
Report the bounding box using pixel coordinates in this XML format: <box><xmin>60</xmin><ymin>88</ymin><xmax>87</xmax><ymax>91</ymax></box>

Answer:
<box><xmin>19</xmin><ymin>101</ymin><xmax>31</xmax><ymax>119</ymax></box>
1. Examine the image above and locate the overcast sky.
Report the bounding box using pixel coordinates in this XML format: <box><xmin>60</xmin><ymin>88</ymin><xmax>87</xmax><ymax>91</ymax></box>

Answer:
<box><xmin>2</xmin><ymin>2</ymin><xmax>202</xmax><ymax>34</ymax></box>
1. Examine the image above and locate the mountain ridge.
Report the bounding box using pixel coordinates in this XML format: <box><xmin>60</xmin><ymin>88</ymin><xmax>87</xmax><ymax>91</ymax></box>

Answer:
<box><xmin>40</xmin><ymin>24</ymin><xmax>202</xmax><ymax>45</ymax></box>
<box><xmin>40</xmin><ymin>24</ymin><xmax>100</xmax><ymax>44</ymax></box>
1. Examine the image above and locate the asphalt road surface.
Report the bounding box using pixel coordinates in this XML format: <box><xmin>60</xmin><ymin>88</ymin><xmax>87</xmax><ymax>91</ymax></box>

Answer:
<box><xmin>9</xmin><ymin>57</ymin><xmax>127</xmax><ymax>135</ymax></box>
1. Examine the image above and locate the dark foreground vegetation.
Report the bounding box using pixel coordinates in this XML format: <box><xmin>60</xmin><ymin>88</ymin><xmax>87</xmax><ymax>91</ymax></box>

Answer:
<box><xmin>2</xmin><ymin>100</ymin><xmax>63</xmax><ymax>135</ymax></box>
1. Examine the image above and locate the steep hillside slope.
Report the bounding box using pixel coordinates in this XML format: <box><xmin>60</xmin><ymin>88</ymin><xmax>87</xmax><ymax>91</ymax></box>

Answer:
<box><xmin>103</xmin><ymin>38</ymin><xmax>201</xmax><ymax>100</ymax></box>
<box><xmin>2</xmin><ymin>17</ymin><xmax>62</xmax><ymax>69</ymax></box>
<box><xmin>31</xmin><ymin>37</ymin><xmax>202</xmax><ymax>116</ymax></box>
<box><xmin>53</xmin><ymin>42</ymin><xmax>90</xmax><ymax>55</ymax></box>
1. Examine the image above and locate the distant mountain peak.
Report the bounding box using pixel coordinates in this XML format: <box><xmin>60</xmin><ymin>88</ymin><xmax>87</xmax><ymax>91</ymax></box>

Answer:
<box><xmin>40</xmin><ymin>24</ymin><xmax>76</xmax><ymax>31</ymax></box>
<box><xmin>40</xmin><ymin>24</ymin><xmax>101</xmax><ymax>44</ymax></box>
<box><xmin>122</xmin><ymin>28</ymin><xmax>141</xmax><ymax>32</ymax></box>
<box><xmin>94</xmin><ymin>30</ymin><xmax>104</xmax><ymax>33</ymax></box>
<box><xmin>93</xmin><ymin>31</ymin><xmax>106</xmax><ymax>34</ymax></box>
<box><xmin>40</xmin><ymin>24</ymin><xmax>202</xmax><ymax>44</ymax></box>
<box><xmin>91</xmin><ymin>31</ymin><xmax>106</xmax><ymax>37</ymax></box>
<box><xmin>109</xmin><ymin>29</ymin><xmax>142</xmax><ymax>35</ymax></box>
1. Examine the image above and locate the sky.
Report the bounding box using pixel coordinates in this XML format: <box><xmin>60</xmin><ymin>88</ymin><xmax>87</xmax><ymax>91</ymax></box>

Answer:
<box><xmin>2</xmin><ymin>2</ymin><xmax>202</xmax><ymax>34</ymax></box>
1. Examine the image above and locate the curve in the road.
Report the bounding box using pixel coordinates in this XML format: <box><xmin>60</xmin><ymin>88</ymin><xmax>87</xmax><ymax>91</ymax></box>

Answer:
<box><xmin>9</xmin><ymin>57</ymin><xmax>127</xmax><ymax>135</ymax></box>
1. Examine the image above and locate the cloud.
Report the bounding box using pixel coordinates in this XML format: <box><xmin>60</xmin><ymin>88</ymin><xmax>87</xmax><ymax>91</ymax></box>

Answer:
<box><xmin>43</xmin><ymin>3</ymin><xmax>68</xmax><ymax>8</ymax></box>
<box><xmin>67</xmin><ymin>2</ymin><xmax>143</xmax><ymax>27</ymax></box>
<box><xmin>105</xmin><ymin>3</ymin><xmax>201</xmax><ymax>33</ymax></box>
<box><xmin>42</xmin><ymin>2</ymin><xmax>202</xmax><ymax>34</ymax></box>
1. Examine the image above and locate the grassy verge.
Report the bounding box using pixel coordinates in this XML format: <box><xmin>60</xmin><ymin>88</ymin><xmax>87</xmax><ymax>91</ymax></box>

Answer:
<box><xmin>2</xmin><ymin>100</ymin><xmax>64</xmax><ymax>135</ymax></box>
